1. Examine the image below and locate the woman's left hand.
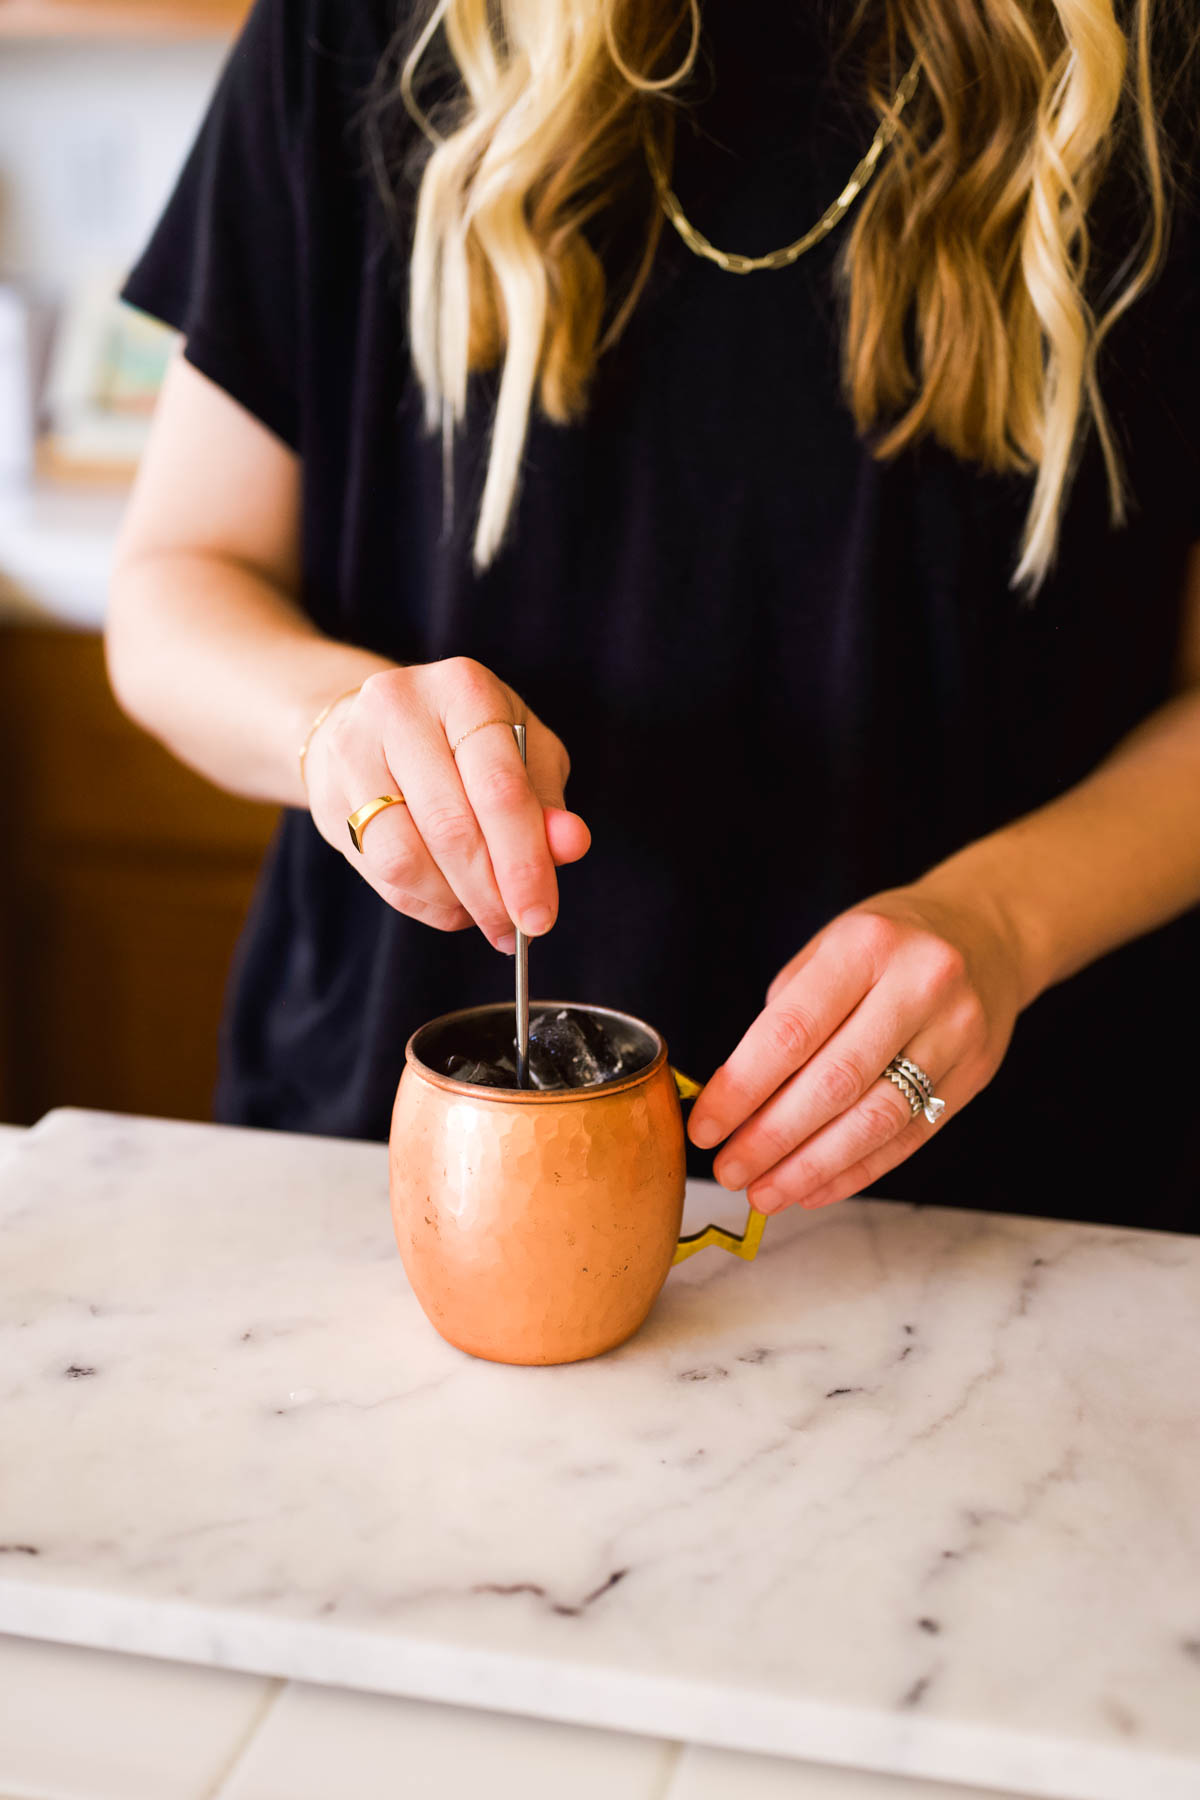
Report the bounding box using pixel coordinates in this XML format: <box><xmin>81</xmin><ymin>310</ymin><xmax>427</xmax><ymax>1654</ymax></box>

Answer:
<box><xmin>686</xmin><ymin>884</ymin><xmax>1028</xmax><ymax>1213</ymax></box>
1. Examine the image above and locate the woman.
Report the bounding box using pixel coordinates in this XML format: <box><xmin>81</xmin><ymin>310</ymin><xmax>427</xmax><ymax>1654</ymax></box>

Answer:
<box><xmin>108</xmin><ymin>0</ymin><xmax>1200</xmax><ymax>1227</ymax></box>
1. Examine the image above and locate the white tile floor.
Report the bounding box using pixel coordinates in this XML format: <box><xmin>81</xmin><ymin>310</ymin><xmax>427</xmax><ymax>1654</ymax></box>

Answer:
<box><xmin>0</xmin><ymin>1634</ymin><xmax>1043</xmax><ymax>1800</ymax></box>
<box><xmin>0</xmin><ymin>1635</ymin><xmax>278</xmax><ymax>1800</ymax></box>
<box><xmin>216</xmin><ymin>1682</ymin><xmax>677</xmax><ymax>1800</ymax></box>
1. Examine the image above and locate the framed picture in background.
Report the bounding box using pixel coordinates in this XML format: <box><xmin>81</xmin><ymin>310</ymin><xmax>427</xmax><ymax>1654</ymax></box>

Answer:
<box><xmin>39</xmin><ymin>271</ymin><xmax>177</xmax><ymax>481</ymax></box>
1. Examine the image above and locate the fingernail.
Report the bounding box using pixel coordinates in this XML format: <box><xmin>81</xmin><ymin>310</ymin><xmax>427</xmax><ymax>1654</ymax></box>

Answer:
<box><xmin>752</xmin><ymin>1187</ymin><xmax>780</xmax><ymax>1213</ymax></box>
<box><xmin>520</xmin><ymin>904</ymin><xmax>554</xmax><ymax>935</ymax></box>
<box><xmin>717</xmin><ymin>1160</ymin><xmax>747</xmax><ymax>1191</ymax></box>
<box><xmin>690</xmin><ymin>1117</ymin><xmax>721</xmax><ymax>1149</ymax></box>
<box><xmin>495</xmin><ymin>932</ymin><xmax>517</xmax><ymax>955</ymax></box>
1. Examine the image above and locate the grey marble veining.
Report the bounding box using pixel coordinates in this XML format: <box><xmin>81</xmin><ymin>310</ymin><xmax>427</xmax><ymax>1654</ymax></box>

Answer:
<box><xmin>2</xmin><ymin>1108</ymin><xmax>1199</xmax><ymax>1800</ymax></box>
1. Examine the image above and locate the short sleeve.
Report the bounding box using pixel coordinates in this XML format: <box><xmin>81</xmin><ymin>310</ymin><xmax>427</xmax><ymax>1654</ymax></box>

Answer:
<box><xmin>120</xmin><ymin>0</ymin><xmax>302</xmax><ymax>450</ymax></box>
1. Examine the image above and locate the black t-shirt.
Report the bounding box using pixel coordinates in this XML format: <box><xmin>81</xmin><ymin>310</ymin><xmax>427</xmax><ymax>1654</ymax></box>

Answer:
<box><xmin>122</xmin><ymin>0</ymin><xmax>1200</xmax><ymax>1228</ymax></box>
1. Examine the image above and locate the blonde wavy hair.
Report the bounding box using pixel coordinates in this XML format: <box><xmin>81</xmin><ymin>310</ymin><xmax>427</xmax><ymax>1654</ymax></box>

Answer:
<box><xmin>375</xmin><ymin>0</ymin><xmax>1187</xmax><ymax>589</ymax></box>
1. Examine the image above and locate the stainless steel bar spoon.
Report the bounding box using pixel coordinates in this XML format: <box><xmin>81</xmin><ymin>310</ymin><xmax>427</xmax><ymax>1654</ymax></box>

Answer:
<box><xmin>512</xmin><ymin>722</ymin><xmax>530</xmax><ymax>1087</ymax></box>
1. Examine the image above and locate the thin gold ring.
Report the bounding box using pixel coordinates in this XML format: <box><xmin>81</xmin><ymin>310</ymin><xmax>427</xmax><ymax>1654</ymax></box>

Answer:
<box><xmin>449</xmin><ymin>717</ymin><xmax>519</xmax><ymax>756</ymax></box>
<box><xmin>347</xmin><ymin>793</ymin><xmax>406</xmax><ymax>853</ymax></box>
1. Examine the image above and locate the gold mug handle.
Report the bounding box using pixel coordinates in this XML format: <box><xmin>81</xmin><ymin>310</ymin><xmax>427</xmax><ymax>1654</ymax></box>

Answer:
<box><xmin>669</xmin><ymin>1067</ymin><xmax>767</xmax><ymax>1266</ymax></box>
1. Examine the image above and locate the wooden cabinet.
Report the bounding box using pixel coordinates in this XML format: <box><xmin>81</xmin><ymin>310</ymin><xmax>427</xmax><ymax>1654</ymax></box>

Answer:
<box><xmin>0</xmin><ymin>626</ymin><xmax>277</xmax><ymax>1124</ymax></box>
<box><xmin>0</xmin><ymin>0</ymin><xmax>249</xmax><ymax>38</ymax></box>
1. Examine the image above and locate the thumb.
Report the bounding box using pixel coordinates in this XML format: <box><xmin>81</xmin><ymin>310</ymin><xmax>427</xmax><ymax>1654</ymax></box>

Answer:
<box><xmin>522</xmin><ymin>715</ymin><xmax>576</xmax><ymax>818</ymax></box>
<box><xmin>521</xmin><ymin>713</ymin><xmax>590</xmax><ymax>863</ymax></box>
<box><xmin>523</xmin><ymin>736</ymin><xmax>570</xmax><ymax>814</ymax></box>
<box><xmin>544</xmin><ymin>805</ymin><xmax>591</xmax><ymax>867</ymax></box>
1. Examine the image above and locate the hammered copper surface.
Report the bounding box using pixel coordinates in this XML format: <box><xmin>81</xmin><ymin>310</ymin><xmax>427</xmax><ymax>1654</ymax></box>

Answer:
<box><xmin>389</xmin><ymin>1003</ymin><xmax>686</xmax><ymax>1366</ymax></box>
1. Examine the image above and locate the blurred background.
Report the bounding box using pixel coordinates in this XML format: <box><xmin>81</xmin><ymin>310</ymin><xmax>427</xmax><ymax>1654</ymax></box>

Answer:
<box><xmin>0</xmin><ymin>0</ymin><xmax>276</xmax><ymax>1128</ymax></box>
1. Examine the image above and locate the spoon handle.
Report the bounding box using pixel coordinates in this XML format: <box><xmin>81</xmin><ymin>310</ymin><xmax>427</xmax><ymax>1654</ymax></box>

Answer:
<box><xmin>512</xmin><ymin>723</ymin><xmax>530</xmax><ymax>1087</ymax></box>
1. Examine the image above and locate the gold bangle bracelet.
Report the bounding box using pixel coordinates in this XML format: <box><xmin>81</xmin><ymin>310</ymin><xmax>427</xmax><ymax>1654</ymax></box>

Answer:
<box><xmin>298</xmin><ymin>684</ymin><xmax>364</xmax><ymax>790</ymax></box>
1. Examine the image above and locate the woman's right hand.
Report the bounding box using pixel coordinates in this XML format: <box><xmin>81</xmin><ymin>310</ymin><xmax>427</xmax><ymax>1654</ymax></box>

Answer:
<box><xmin>300</xmin><ymin>657</ymin><xmax>591</xmax><ymax>952</ymax></box>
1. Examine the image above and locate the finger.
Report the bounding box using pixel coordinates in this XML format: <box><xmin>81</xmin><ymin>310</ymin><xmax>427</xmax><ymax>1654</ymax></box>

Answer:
<box><xmin>782</xmin><ymin>1090</ymin><xmax>957</xmax><ymax>1209</ymax></box>
<box><xmin>518</xmin><ymin>710</ymin><xmax>572</xmax><ymax>812</ymax></box>
<box><xmin>509</xmin><ymin>701</ymin><xmax>588</xmax><ymax>868</ymax></box>
<box><xmin>345</xmin><ymin>765</ymin><xmax>476</xmax><ymax>931</ymax></box>
<box><xmin>452</xmin><ymin>720</ymin><xmax>564</xmax><ymax>938</ymax></box>
<box><xmin>687</xmin><ymin>936</ymin><xmax>876</xmax><ymax>1150</ymax></box>
<box><xmin>376</xmin><ymin>713</ymin><xmax>520</xmax><ymax>948</ymax></box>
<box><xmin>747</xmin><ymin>1041</ymin><xmax>957</xmax><ymax>1213</ymax></box>
<box><xmin>544</xmin><ymin>807</ymin><xmax>591</xmax><ymax>866</ymax></box>
<box><xmin>755</xmin><ymin>1070</ymin><xmax>963</xmax><ymax>1212</ymax></box>
<box><xmin>711</xmin><ymin>975</ymin><xmax>923</xmax><ymax>1193</ymax></box>
<box><xmin>310</xmin><ymin>693</ymin><xmax>476</xmax><ymax>931</ymax></box>
<box><xmin>764</xmin><ymin>939</ymin><xmax>821</xmax><ymax>1008</ymax></box>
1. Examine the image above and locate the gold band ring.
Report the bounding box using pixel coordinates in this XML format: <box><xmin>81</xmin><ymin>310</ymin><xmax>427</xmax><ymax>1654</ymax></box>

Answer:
<box><xmin>347</xmin><ymin>793</ymin><xmax>406</xmax><ymax>853</ymax></box>
<box><xmin>449</xmin><ymin>717</ymin><xmax>520</xmax><ymax>756</ymax></box>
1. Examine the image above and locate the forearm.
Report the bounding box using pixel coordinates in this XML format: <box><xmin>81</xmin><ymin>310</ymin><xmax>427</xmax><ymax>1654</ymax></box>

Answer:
<box><xmin>106</xmin><ymin>550</ymin><xmax>394</xmax><ymax>806</ymax></box>
<box><xmin>913</xmin><ymin>684</ymin><xmax>1200</xmax><ymax>1010</ymax></box>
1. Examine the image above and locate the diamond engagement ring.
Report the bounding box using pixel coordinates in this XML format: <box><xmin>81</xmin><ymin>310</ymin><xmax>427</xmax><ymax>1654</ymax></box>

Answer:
<box><xmin>884</xmin><ymin>1055</ymin><xmax>946</xmax><ymax>1125</ymax></box>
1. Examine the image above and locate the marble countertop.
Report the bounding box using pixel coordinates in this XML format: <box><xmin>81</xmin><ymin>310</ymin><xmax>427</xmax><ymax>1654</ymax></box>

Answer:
<box><xmin>2</xmin><ymin>1108</ymin><xmax>1199</xmax><ymax>1800</ymax></box>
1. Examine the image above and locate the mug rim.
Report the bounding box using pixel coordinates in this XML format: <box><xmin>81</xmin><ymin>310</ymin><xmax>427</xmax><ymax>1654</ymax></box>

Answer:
<box><xmin>404</xmin><ymin>999</ymin><xmax>668</xmax><ymax>1102</ymax></box>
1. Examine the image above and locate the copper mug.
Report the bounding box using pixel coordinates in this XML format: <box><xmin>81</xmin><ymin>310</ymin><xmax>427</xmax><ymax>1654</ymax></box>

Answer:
<box><xmin>389</xmin><ymin>1000</ymin><xmax>765</xmax><ymax>1366</ymax></box>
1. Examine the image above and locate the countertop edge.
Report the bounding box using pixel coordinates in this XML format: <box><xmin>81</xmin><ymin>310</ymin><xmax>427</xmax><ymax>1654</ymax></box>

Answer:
<box><xmin>2</xmin><ymin>1587</ymin><xmax>1194</xmax><ymax>1800</ymax></box>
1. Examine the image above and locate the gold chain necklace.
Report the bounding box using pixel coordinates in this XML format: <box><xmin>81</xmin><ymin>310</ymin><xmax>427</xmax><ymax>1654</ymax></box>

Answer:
<box><xmin>645</xmin><ymin>52</ymin><xmax>922</xmax><ymax>274</ymax></box>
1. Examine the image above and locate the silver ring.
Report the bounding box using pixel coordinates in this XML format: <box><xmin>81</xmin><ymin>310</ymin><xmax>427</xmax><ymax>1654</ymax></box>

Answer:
<box><xmin>882</xmin><ymin>1065</ymin><xmax>924</xmax><ymax>1117</ymax></box>
<box><xmin>885</xmin><ymin>1055</ymin><xmax>946</xmax><ymax>1125</ymax></box>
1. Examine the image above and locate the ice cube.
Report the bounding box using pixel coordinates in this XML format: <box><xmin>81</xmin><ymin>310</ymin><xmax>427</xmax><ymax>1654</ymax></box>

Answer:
<box><xmin>526</xmin><ymin>1007</ymin><xmax>622</xmax><ymax>1089</ymax></box>
<box><xmin>438</xmin><ymin>1010</ymin><xmax>650</xmax><ymax>1091</ymax></box>
<box><xmin>442</xmin><ymin>1052</ymin><xmax>517</xmax><ymax>1088</ymax></box>
<box><xmin>569</xmin><ymin>1008</ymin><xmax>642</xmax><ymax>1079</ymax></box>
